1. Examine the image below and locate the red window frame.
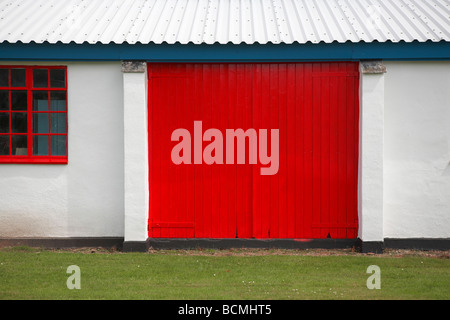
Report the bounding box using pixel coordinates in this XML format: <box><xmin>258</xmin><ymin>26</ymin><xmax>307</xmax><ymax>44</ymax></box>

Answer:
<box><xmin>0</xmin><ymin>66</ymin><xmax>68</xmax><ymax>164</ymax></box>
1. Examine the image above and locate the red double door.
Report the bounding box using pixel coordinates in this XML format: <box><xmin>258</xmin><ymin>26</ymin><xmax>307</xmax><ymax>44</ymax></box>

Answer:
<box><xmin>148</xmin><ymin>62</ymin><xmax>359</xmax><ymax>239</ymax></box>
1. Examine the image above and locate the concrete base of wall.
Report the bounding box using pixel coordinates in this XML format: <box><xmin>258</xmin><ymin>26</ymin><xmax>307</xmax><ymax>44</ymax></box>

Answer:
<box><xmin>147</xmin><ymin>238</ymin><xmax>358</xmax><ymax>250</ymax></box>
<box><xmin>0</xmin><ymin>237</ymin><xmax>124</xmax><ymax>249</ymax></box>
<box><xmin>122</xmin><ymin>239</ymin><xmax>150</xmax><ymax>252</ymax></box>
<box><xmin>121</xmin><ymin>237</ymin><xmax>450</xmax><ymax>252</ymax></box>
<box><xmin>357</xmin><ymin>238</ymin><xmax>450</xmax><ymax>253</ymax></box>
<box><xmin>1</xmin><ymin>237</ymin><xmax>448</xmax><ymax>253</ymax></box>
<box><xmin>357</xmin><ymin>239</ymin><xmax>385</xmax><ymax>253</ymax></box>
<box><xmin>384</xmin><ymin>238</ymin><xmax>450</xmax><ymax>251</ymax></box>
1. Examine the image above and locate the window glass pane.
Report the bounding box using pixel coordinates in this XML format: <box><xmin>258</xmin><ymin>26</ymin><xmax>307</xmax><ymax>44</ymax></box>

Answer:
<box><xmin>11</xmin><ymin>112</ymin><xmax>27</xmax><ymax>133</ymax></box>
<box><xmin>50</xmin><ymin>69</ymin><xmax>65</xmax><ymax>88</ymax></box>
<box><xmin>11</xmin><ymin>135</ymin><xmax>27</xmax><ymax>155</ymax></box>
<box><xmin>50</xmin><ymin>91</ymin><xmax>66</xmax><ymax>111</ymax></box>
<box><xmin>33</xmin><ymin>135</ymin><xmax>48</xmax><ymax>155</ymax></box>
<box><xmin>50</xmin><ymin>113</ymin><xmax>66</xmax><ymax>134</ymax></box>
<box><xmin>0</xmin><ymin>90</ymin><xmax>9</xmax><ymax>110</ymax></box>
<box><xmin>33</xmin><ymin>69</ymin><xmax>48</xmax><ymax>88</ymax></box>
<box><xmin>33</xmin><ymin>113</ymin><xmax>49</xmax><ymax>133</ymax></box>
<box><xmin>11</xmin><ymin>90</ymin><xmax>27</xmax><ymax>110</ymax></box>
<box><xmin>0</xmin><ymin>69</ymin><xmax>8</xmax><ymax>87</ymax></box>
<box><xmin>0</xmin><ymin>113</ymin><xmax>9</xmax><ymax>133</ymax></box>
<box><xmin>33</xmin><ymin>91</ymin><xmax>48</xmax><ymax>111</ymax></box>
<box><xmin>0</xmin><ymin>135</ymin><xmax>9</xmax><ymax>155</ymax></box>
<box><xmin>51</xmin><ymin>135</ymin><xmax>66</xmax><ymax>156</ymax></box>
<box><xmin>11</xmin><ymin>69</ymin><xmax>26</xmax><ymax>87</ymax></box>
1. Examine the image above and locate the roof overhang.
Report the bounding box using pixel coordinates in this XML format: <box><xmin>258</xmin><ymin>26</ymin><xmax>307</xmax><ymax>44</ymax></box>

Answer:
<box><xmin>0</xmin><ymin>41</ymin><xmax>449</xmax><ymax>62</ymax></box>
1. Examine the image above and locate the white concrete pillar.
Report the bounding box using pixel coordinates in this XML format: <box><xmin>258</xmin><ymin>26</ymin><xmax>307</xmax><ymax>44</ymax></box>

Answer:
<box><xmin>358</xmin><ymin>60</ymin><xmax>386</xmax><ymax>253</ymax></box>
<box><xmin>122</xmin><ymin>61</ymin><xmax>149</xmax><ymax>251</ymax></box>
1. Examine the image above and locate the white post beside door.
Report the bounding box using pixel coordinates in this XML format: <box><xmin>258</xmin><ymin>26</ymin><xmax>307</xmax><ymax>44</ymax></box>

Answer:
<box><xmin>358</xmin><ymin>60</ymin><xmax>386</xmax><ymax>253</ymax></box>
<box><xmin>122</xmin><ymin>61</ymin><xmax>149</xmax><ymax>251</ymax></box>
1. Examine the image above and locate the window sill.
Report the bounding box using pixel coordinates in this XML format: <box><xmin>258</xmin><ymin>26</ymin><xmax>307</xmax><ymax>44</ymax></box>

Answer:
<box><xmin>0</xmin><ymin>157</ymin><xmax>68</xmax><ymax>164</ymax></box>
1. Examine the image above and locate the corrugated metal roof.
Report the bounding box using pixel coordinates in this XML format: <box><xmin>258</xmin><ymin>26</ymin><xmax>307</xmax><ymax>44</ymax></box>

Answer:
<box><xmin>0</xmin><ymin>0</ymin><xmax>449</xmax><ymax>45</ymax></box>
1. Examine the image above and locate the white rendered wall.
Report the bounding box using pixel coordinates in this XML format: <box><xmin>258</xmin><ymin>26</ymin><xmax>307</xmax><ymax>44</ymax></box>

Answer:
<box><xmin>383</xmin><ymin>61</ymin><xmax>450</xmax><ymax>239</ymax></box>
<box><xmin>0</xmin><ymin>62</ymin><xmax>124</xmax><ymax>238</ymax></box>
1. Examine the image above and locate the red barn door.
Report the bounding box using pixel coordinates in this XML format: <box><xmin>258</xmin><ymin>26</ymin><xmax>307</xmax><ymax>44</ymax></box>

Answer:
<box><xmin>148</xmin><ymin>62</ymin><xmax>359</xmax><ymax>239</ymax></box>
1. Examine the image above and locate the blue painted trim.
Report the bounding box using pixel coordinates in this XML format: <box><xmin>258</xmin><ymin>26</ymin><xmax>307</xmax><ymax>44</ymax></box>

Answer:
<box><xmin>0</xmin><ymin>41</ymin><xmax>448</xmax><ymax>61</ymax></box>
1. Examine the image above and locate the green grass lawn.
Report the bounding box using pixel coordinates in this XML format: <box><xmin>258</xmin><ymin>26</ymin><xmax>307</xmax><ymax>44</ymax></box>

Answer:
<box><xmin>0</xmin><ymin>246</ymin><xmax>448</xmax><ymax>300</ymax></box>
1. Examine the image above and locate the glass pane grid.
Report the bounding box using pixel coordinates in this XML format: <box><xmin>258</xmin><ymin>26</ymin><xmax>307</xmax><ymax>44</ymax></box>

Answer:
<box><xmin>12</xmin><ymin>135</ymin><xmax>27</xmax><ymax>155</ymax></box>
<box><xmin>0</xmin><ymin>66</ymin><xmax>67</xmax><ymax>160</ymax></box>
<box><xmin>33</xmin><ymin>69</ymin><xmax>49</xmax><ymax>88</ymax></box>
<box><xmin>0</xmin><ymin>90</ymin><xmax>9</xmax><ymax>110</ymax></box>
<box><xmin>50</xmin><ymin>69</ymin><xmax>66</xmax><ymax>88</ymax></box>
<box><xmin>51</xmin><ymin>135</ymin><xmax>67</xmax><ymax>156</ymax></box>
<box><xmin>0</xmin><ymin>113</ymin><xmax>9</xmax><ymax>133</ymax></box>
<box><xmin>0</xmin><ymin>135</ymin><xmax>10</xmax><ymax>155</ymax></box>
<box><xmin>0</xmin><ymin>68</ymin><xmax>9</xmax><ymax>87</ymax></box>
<box><xmin>33</xmin><ymin>135</ymin><xmax>49</xmax><ymax>156</ymax></box>
<box><xmin>11</xmin><ymin>69</ymin><xmax>26</xmax><ymax>87</ymax></box>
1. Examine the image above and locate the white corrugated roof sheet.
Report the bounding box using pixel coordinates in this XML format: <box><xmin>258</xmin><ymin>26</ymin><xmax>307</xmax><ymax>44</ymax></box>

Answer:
<box><xmin>0</xmin><ymin>0</ymin><xmax>449</xmax><ymax>44</ymax></box>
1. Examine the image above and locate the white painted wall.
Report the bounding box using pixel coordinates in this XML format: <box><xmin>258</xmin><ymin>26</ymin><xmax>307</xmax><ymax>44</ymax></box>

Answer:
<box><xmin>0</xmin><ymin>62</ymin><xmax>124</xmax><ymax>238</ymax></box>
<box><xmin>383</xmin><ymin>61</ymin><xmax>450</xmax><ymax>238</ymax></box>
